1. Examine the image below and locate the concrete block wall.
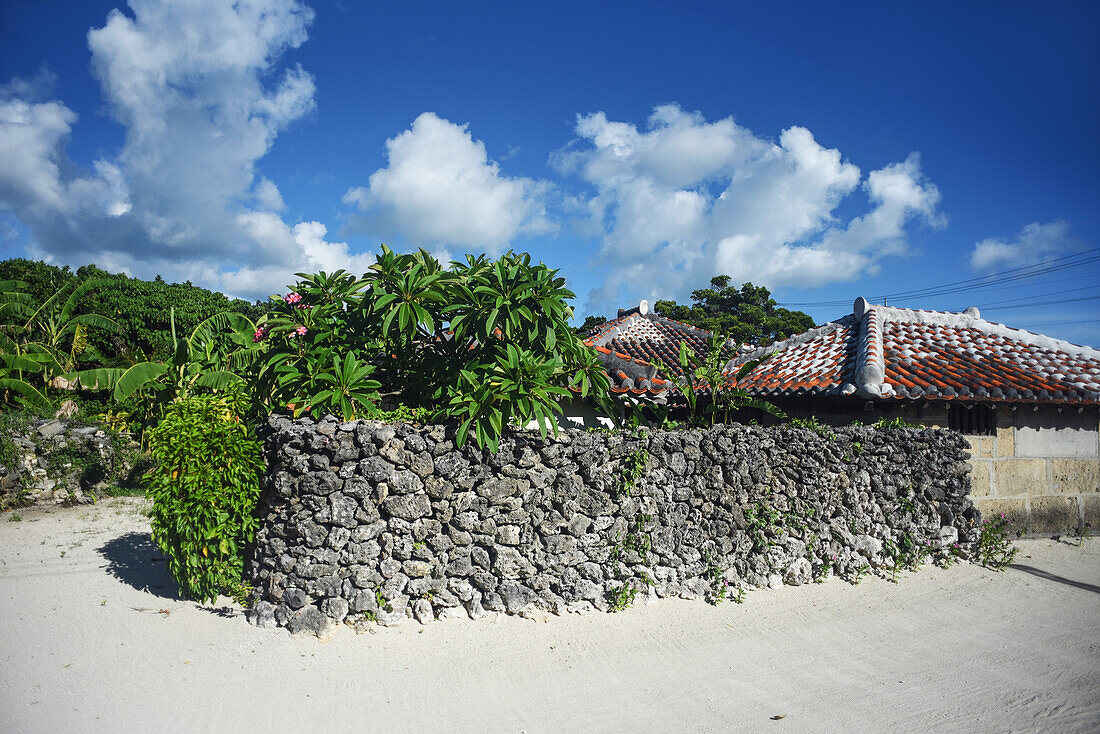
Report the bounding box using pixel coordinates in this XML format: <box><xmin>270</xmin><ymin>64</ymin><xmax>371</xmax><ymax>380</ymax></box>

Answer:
<box><xmin>966</xmin><ymin>407</ymin><xmax>1099</xmax><ymax>536</ymax></box>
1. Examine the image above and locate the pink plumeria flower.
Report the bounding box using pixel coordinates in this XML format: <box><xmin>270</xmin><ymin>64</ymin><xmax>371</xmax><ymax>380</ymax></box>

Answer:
<box><xmin>293</xmin><ymin>325</ymin><xmax>308</xmax><ymax>337</ymax></box>
<box><xmin>252</xmin><ymin>327</ymin><xmax>266</xmax><ymax>343</ymax></box>
<box><xmin>284</xmin><ymin>292</ymin><xmax>302</xmax><ymax>305</ymax></box>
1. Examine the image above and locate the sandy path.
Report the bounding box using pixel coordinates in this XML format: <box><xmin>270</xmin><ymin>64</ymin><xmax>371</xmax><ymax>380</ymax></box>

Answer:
<box><xmin>1</xmin><ymin>498</ymin><xmax>1098</xmax><ymax>733</ymax></box>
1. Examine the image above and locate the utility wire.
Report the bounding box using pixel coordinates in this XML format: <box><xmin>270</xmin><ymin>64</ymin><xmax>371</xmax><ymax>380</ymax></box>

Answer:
<box><xmin>779</xmin><ymin>246</ymin><xmax>1100</xmax><ymax>308</ymax></box>
<box><xmin>954</xmin><ymin>284</ymin><xmax>1100</xmax><ymax>310</ymax></box>
<box><xmin>1010</xmin><ymin>318</ymin><xmax>1100</xmax><ymax>328</ymax></box>
<box><xmin>978</xmin><ymin>294</ymin><xmax>1100</xmax><ymax>311</ymax></box>
<box><xmin>786</xmin><ymin>253</ymin><xmax>1100</xmax><ymax>308</ymax></box>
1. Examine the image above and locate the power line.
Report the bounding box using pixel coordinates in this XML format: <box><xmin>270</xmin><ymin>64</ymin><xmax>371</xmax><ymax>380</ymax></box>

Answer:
<box><xmin>779</xmin><ymin>246</ymin><xmax>1100</xmax><ymax>308</ymax></box>
<box><xmin>953</xmin><ymin>284</ymin><xmax>1100</xmax><ymax>310</ymax></box>
<box><xmin>1010</xmin><ymin>318</ymin><xmax>1100</xmax><ymax>328</ymax></box>
<box><xmin>882</xmin><ymin>253</ymin><xmax>1100</xmax><ymax>302</ymax></box>
<box><xmin>978</xmin><ymin>294</ymin><xmax>1100</xmax><ymax>311</ymax></box>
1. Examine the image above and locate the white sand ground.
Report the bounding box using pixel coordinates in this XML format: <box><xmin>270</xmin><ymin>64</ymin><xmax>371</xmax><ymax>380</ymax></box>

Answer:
<box><xmin>0</xmin><ymin>498</ymin><xmax>1097</xmax><ymax>734</ymax></box>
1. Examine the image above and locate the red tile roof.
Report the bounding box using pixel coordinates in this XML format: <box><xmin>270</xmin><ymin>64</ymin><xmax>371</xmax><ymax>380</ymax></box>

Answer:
<box><xmin>582</xmin><ymin>308</ymin><xmax>735</xmax><ymax>399</ymax></box>
<box><xmin>584</xmin><ymin>298</ymin><xmax>1100</xmax><ymax>405</ymax></box>
<box><xmin>732</xmin><ymin>298</ymin><xmax>1100</xmax><ymax>404</ymax></box>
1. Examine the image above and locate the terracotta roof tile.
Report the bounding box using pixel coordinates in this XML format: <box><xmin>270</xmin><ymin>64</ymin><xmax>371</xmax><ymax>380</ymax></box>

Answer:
<box><xmin>584</xmin><ymin>297</ymin><xmax>1100</xmax><ymax>406</ymax></box>
<box><xmin>731</xmin><ymin>299</ymin><xmax>1100</xmax><ymax>405</ymax></box>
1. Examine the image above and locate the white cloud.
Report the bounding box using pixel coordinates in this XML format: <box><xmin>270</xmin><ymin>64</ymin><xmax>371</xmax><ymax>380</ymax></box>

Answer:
<box><xmin>344</xmin><ymin>112</ymin><xmax>553</xmax><ymax>253</ymax></box>
<box><xmin>0</xmin><ymin>96</ymin><xmax>78</xmax><ymax>214</ymax></box>
<box><xmin>970</xmin><ymin>221</ymin><xmax>1070</xmax><ymax>271</ymax></box>
<box><xmin>0</xmin><ymin>0</ymin><xmax>371</xmax><ymax>300</ymax></box>
<box><xmin>559</xmin><ymin>104</ymin><xmax>944</xmax><ymax>313</ymax></box>
<box><xmin>253</xmin><ymin>176</ymin><xmax>286</xmax><ymax>212</ymax></box>
<box><xmin>215</xmin><ymin>218</ymin><xmax>375</xmax><ymax>297</ymax></box>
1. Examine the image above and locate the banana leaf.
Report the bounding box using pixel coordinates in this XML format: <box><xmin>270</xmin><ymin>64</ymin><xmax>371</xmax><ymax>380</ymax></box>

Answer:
<box><xmin>0</xmin><ymin>378</ymin><xmax>53</xmax><ymax>411</ymax></box>
<box><xmin>113</xmin><ymin>361</ymin><xmax>170</xmax><ymax>401</ymax></box>
<box><xmin>63</xmin><ymin>367</ymin><xmax>125</xmax><ymax>391</ymax></box>
<box><xmin>194</xmin><ymin>370</ymin><xmax>246</xmax><ymax>391</ymax></box>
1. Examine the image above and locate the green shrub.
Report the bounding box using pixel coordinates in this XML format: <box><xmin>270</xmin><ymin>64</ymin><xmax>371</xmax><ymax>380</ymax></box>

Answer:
<box><xmin>975</xmin><ymin>513</ymin><xmax>1019</xmax><ymax>570</ymax></box>
<box><xmin>376</xmin><ymin>404</ymin><xmax>430</xmax><ymax>424</ymax></box>
<box><xmin>144</xmin><ymin>395</ymin><xmax>263</xmax><ymax>603</ymax></box>
<box><xmin>258</xmin><ymin>270</ymin><xmax>382</xmax><ymax>420</ymax></box>
<box><xmin>874</xmin><ymin>416</ymin><xmax>922</xmax><ymax>429</ymax></box>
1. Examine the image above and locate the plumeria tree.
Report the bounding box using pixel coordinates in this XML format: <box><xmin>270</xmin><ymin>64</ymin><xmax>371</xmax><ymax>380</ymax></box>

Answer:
<box><xmin>255</xmin><ymin>270</ymin><xmax>382</xmax><ymax>420</ymax></box>
<box><xmin>256</xmin><ymin>248</ymin><xmax>614</xmax><ymax>450</ymax></box>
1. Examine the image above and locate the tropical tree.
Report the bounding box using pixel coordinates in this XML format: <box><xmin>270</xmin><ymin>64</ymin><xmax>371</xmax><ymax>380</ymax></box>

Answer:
<box><xmin>263</xmin><ymin>248</ymin><xmax>615</xmax><ymax>451</ymax></box>
<box><xmin>0</xmin><ymin>258</ymin><xmax>267</xmax><ymax>362</ymax></box>
<box><xmin>0</xmin><ymin>278</ymin><xmax>121</xmax><ymax>410</ymax></box>
<box><xmin>72</xmin><ymin>308</ymin><xmax>262</xmax><ymax>435</ymax></box>
<box><xmin>655</xmin><ymin>276</ymin><xmax>814</xmax><ymax>345</ymax></box>
<box><xmin>254</xmin><ymin>270</ymin><xmax>382</xmax><ymax>421</ymax></box>
<box><xmin>437</xmin><ymin>251</ymin><xmax>610</xmax><ymax>449</ymax></box>
<box><xmin>677</xmin><ymin>330</ymin><xmax>786</xmax><ymax>425</ymax></box>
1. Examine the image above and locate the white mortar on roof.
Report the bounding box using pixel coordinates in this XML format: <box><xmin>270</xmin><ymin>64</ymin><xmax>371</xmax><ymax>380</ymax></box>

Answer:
<box><xmin>729</xmin><ymin>316</ymin><xmax>853</xmax><ymax>368</ymax></box>
<box><xmin>857</xmin><ymin>306</ymin><xmax>891</xmax><ymax>398</ymax></box>
<box><xmin>873</xmin><ymin>304</ymin><xmax>1100</xmax><ymax>360</ymax></box>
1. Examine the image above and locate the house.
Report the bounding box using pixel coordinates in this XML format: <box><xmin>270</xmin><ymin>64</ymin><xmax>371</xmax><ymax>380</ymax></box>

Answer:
<box><xmin>583</xmin><ymin>297</ymin><xmax>1100</xmax><ymax>535</ymax></box>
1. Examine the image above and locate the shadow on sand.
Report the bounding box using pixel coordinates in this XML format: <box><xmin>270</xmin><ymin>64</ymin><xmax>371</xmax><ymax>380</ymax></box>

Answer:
<box><xmin>96</xmin><ymin>530</ymin><xmax>181</xmax><ymax>601</ymax></box>
<box><xmin>1008</xmin><ymin>563</ymin><xmax>1100</xmax><ymax>595</ymax></box>
<box><xmin>96</xmin><ymin>531</ymin><xmax>244</xmax><ymax>617</ymax></box>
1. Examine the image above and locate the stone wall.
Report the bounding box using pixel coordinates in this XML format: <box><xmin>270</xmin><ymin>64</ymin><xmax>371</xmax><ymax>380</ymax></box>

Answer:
<box><xmin>247</xmin><ymin>415</ymin><xmax>977</xmax><ymax>636</ymax></box>
<box><xmin>0</xmin><ymin>418</ymin><xmax>142</xmax><ymax>509</ymax></box>
<box><xmin>773</xmin><ymin>400</ymin><xmax>1099</xmax><ymax>536</ymax></box>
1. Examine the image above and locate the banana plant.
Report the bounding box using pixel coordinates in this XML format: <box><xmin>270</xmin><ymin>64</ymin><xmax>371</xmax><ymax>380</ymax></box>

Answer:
<box><xmin>66</xmin><ymin>308</ymin><xmax>258</xmax><ymax>435</ymax></box>
<box><xmin>0</xmin><ymin>279</ymin><xmax>121</xmax><ymax>410</ymax></box>
<box><xmin>678</xmin><ymin>331</ymin><xmax>785</xmax><ymax>425</ymax></box>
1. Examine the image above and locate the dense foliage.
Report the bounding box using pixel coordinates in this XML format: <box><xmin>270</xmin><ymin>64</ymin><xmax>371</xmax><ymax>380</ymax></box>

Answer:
<box><xmin>256</xmin><ymin>248</ymin><xmax>613</xmax><ymax>451</ymax></box>
<box><xmin>653</xmin><ymin>276</ymin><xmax>814</xmax><ymax>345</ymax></box>
<box><xmin>3</xmin><ymin>251</ymin><xmax>790</xmax><ymax>602</ymax></box>
<box><xmin>258</xmin><ymin>269</ymin><xmax>381</xmax><ymax>420</ymax></box>
<box><xmin>0</xmin><ymin>276</ymin><xmax>122</xmax><ymax>410</ymax></box>
<box><xmin>577</xmin><ymin>315</ymin><xmax>608</xmax><ymax>334</ymax></box>
<box><xmin>144</xmin><ymin>394</ymin><xmax>263</xmax><ymax>604</ymax></box>
<box><xmin>0</xmin><ymin>259</ymin><xmax>265</xmax><ymax>362</ymax></box>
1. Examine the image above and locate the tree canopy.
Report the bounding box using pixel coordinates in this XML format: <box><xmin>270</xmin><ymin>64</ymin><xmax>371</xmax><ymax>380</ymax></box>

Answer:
<box><xmin>576</xmin><ymin>315</ymin><xmax>608</xmax><ymax>334</ymax></box>
<box><xmin>653</xmin><ymin>276</ymin><xmax>815</xmax><ymax>345</ymax></box>
<box><xmin>0</xmin><ymin>259</ymin><xmax>266</xmax><ymax>362</ymax></box>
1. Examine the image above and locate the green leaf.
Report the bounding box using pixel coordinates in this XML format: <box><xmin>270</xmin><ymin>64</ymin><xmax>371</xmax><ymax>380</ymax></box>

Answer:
<box><xmin>194</xmin><ymin>370</ymin><xmax>247</xmax><ymax>391</ymax></box>
<box><xmin>113</xmin><ymin>361</ymin><xmax>170</xmax><ymax>401</ymax></box>
<box><xmin>0</xmin><ymin>378</ymin><xmax>53</xmax><ymax>410</ymax></box>
<box><xmin>456</xmin><ymin>419</ymin><xmax>471</xmax><ymax>448</ymax></box>
<box><xmin>65</xmin><ymin>367</ymin><xmax>124</xmax><ymax>391</ymax></box>
<box><xmin>67</xmin><ymin>312</ymin><xmax>122</xmax><ymax>334</ymax></box>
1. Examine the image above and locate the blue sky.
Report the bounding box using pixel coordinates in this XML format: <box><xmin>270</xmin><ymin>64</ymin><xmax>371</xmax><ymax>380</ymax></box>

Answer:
<box><xmin>1</xmin><ymin>0</ymin><xmax>1098</xmax><ymax>345</ymax></box>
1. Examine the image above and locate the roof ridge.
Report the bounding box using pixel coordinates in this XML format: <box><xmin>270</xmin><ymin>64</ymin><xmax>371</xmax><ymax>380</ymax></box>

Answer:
<box><xmin>872</xmin><ymin>304</ymin><xmax>1100</xmax><ymax>359</ymax></box>
<box><xmin>856</xmin><ymin>306</ymin><xmax>890</xmax><ymax>398</ymax></box>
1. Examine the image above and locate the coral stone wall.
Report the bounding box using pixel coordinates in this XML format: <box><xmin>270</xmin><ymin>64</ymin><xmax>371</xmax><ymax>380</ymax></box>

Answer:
<box><xmin>1</xmin><ymin>419</ymin><xmax>140</xmax><ymax>509</ymax></box>
<box><xmin>247</xmin><ymin>415</ymin><xmax>977</xmax><ymax>636</ymax></box>
<box><xmin>775</xmin><ymin>401</ymin><xmax>1099</xmax><ymax>536</ymax></box>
